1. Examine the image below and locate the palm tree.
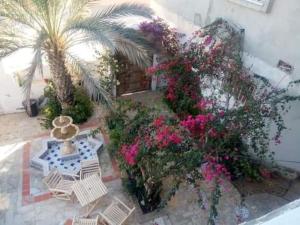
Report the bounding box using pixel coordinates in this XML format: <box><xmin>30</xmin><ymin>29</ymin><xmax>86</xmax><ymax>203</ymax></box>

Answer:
<box><xmin>0</xmin><ymin>0</ymin><xmax>153</xmax><ymax>109</ymax></box>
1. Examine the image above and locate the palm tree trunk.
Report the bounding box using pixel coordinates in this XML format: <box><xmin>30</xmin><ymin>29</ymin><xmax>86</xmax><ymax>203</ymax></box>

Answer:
<box><xmin>46</xmin><ymin>42</ymin><xmax>74</xmax><ymax>109</ymax></box>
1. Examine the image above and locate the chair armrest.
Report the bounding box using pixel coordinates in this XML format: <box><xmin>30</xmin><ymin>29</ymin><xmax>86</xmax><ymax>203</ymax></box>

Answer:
<box><xmin>49</xmin><ymin>187</ymin><xmax>73</xmax><ymax>193</ymax></box>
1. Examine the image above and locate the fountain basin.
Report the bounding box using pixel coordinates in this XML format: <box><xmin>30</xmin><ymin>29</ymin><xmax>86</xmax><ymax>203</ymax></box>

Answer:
<box><xmin>52</xmin><ymin>115</ymin><xmax>73</xmax><ymax>128</ymax></box>
<box><xmin>31</xmin><ymin>131</ymin><xmax>103</xmax><ymax>175</ymax></box>
<box><xmin>51</xmin><ymin>124</ymin><xmax>79</xmax><ymax>141</ymax></box>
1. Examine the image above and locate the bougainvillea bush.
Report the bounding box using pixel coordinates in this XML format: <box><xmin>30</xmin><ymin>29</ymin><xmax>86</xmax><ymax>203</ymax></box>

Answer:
<box><xmin>106</xmin><ymin>19</ymin><xmax>300</xmax><ymax>224</ymax></box>
<box><xmin>107</xmin><ymin>100</ymin><xmax>204</xmax><ymax>212</ymax></box>
<box><xmin>139</xmin><ymin>18</ymin><xmax>184</xmax><ymax>55</ymax></box>
<box><xmin>147</xmin><ymin>19</ymin><xmax>300</xmax><ymax>180</ymax></box>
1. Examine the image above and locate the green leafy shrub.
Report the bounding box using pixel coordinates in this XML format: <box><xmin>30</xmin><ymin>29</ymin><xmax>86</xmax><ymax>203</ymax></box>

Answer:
<box><xmin>64</xmin><ymin>89</ymin><xmax>93</xmax><ymax>124</ymax></box>
<box><xmin>40</xmin><ymin>82</ymin><xmax>93</xmax><ymax>129</ymax></box>
<box><xmin>40</xmin><ymin>82</ymin><xmax>62</xmax><ymax>129</ymax></box>
<box><xmin>96</xmin><ymin>50</ymin><xmax>123</xmax><ymax>95</ymax></box>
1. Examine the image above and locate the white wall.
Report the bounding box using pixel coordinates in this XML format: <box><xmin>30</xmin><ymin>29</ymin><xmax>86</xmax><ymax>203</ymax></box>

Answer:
<box><xmin>150</xmin><ymin>0</ymin><xmax>300</xmax><ymax>171</ymax></box>
<box><xmin>0</xmin><ymin>51</ymin><xmax>46</xmax><ymax>114</ymax></box>
<box><xmin>242</xmin><ymin>199</ymin><xmax>300</xmax><ymax>225</ymax></box>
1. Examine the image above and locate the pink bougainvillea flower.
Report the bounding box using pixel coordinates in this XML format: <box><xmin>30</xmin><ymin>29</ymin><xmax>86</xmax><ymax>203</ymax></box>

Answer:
<box><xmin>153</xmin><ymin>115</ymin><xmax>165</xmax><ymax>128</ymax></box>
<box><xmin>166</xmin><ymin>92</ymin><xmax>176</xmax><ymax>101</ymax></box>
<box><xmin>219</xmin><ymin>110</ymin><xmax>225</xmax><ymax>117</ymax></box>
<box><xmin>155</xmin><ymin>126</ymin><xmax>182</xmax><ymax>148</ymax></box>
<box><xmin>201</xmin><ymin>157</ymin><xmax>231</xmax><ymax>183</ymax></box>
<box><xmin>146</xmin><ymin>66</ymin><xmax>157</xmax><ymax>75</ymax></box>
<box><xmin>120</xmin><ymin>142</ymin><xmax>140</xmax><ymax>166</ymax></box>
<box><xmin>203</xmin><ymin>35</ymin><xmax>213</xmax><ymax>46</ymax></box>
<box><xmin>180</xmin><ymin>113</ymin><xmax>215</xmax><ymax>141</ymax></box>
<box><xmin>259</xmin><ymin>168</ymin><xmax>272</xmax><ymax>179</ymax></box>
<box><xmin>208</xmin><ymin>128</ymin><xmax>218</xmax><ymax>138</ymax></box>
<box><xmin>169</xmin><ymin>133</ymin><xmax>182</xmax><ymax>144</ymax></box>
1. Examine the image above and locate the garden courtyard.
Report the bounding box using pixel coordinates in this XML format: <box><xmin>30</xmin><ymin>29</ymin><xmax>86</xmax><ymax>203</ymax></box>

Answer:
<box><xmin>0</xmin><ymin>1</ymin><xmax>300</xmax><ymax>225</ymax></box>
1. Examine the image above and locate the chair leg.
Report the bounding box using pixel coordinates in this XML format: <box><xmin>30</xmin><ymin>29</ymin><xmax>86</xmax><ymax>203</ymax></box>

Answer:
<box><xmin>84</xmin><ymin>198</ymin><xmax>102</xmax><ymax>218</ymax></box>
<box><xmin>71</xmin><ymin>192</ymin><xmax>76</xmax><ymax>203</ymax></box>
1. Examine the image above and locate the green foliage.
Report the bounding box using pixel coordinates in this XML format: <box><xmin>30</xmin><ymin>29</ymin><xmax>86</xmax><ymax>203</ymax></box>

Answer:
<box><xmin>64</xmin><ymin>88</ymin><xmax>93</xmax><ymax>124</ymax></box>
<box><xmin>40</xmin><ymin>82</ymin><xmax>93</xmax><ymax>129</ymax></box>
<box><xmin>40</xmin><ymin>82</ymin><xmax>62</xmax><ymax>129</ymax></box>
<box><xmin>96</xmin><ymin>50</ymin><xmax>124</xmax><ymax>95</ymax></box>
<box><xmin>207</xmin><ymin>183</ymin><xmax>221</xmax><ymax>225</ymax></box>
<box><xmin>106</xmin><ymin>99</ymin><xmax>156</xmax><ymax>156</ymax></box>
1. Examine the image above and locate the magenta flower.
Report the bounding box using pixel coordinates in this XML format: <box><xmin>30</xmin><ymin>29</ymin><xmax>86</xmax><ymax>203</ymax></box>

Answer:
<box><xmin>120</xmin><ymin>142</ymin><xmax>140</xmax><ymax>166</ymax></box>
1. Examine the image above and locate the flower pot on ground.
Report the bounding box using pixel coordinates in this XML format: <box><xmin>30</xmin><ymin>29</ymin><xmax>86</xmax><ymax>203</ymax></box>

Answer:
<box><xmin>22</xmin><ymin>99</ymin><xmax>39</xmax><ymax>117</ymax></box>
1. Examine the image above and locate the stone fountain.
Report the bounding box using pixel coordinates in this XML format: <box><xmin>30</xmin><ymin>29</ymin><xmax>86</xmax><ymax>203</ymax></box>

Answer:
<box><xmin>31</xmin><ymin>115</ymin><xmax>104</xmax><ymax>175</ymax></box>
<box><xmin>51</xmin><ymin>115</ymin><xmax>80</xmax><ymax>159</ymax></box>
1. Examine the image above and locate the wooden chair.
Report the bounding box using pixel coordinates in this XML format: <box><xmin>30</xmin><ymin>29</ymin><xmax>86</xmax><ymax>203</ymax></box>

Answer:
<box><xmin>72</xmin><ymin>216</ymin><xmax>99</xmax><ymax>225</ymax></box>
<box><xmin>43</xmin><ymin>169</ymin><xmax>78</xmax><ymax>201</ymax></box>
<box><xmin>80</xmin><ymin>159</ymin><xmax>102</xmax><ymax>180</ymax></box>
<box><xmin>99</xmin><ymin>197</ymin><xmax>135</xmax><ymax>225</ymax></box>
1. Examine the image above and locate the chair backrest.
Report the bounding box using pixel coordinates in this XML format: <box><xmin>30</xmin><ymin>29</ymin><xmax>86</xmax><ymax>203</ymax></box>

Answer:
<box><xmin>81</xmin><ymin>159</ymin><xmax>100</xmax><ymax>169</ymax></box>
<box><xmin>43</xmin><ymin>169</ymin><xmax>63</xmax><ymax>189</ymax></box>
<box><xmin>72</xmin><ymin>216</ymin><xmax>99</xmax><ymax>225</ymax></box>
<box><xmin>100</xmin><ymin>197</ymin><xmax>135</xmax><ymax>225</ymax></box>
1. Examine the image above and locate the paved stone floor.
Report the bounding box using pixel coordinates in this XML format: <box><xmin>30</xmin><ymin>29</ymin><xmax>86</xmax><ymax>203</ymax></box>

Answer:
<box><xmin>0</xmin><ymin>91</ymin><xmax>300</xmax><ymax>225</ymax></box>
<box><xmin>243</xmin><ymin>179</ymin><xmax>300</xmax><ymax>221</ymax></box>
<box><xmin>0</xmin><ymin>124</ymin><xmax>241</xmax><ymax>225</ymax></box>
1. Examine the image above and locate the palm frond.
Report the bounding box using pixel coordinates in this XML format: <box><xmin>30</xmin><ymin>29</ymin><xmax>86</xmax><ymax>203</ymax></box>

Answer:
<box><xmin>33</xmin><ymin>32</ymin><xmax>47</xmax><ymax>76</ymax></box>
<box><xmin>63</xmin><ymin>18</ymin><xmax>119</xmax><ymax>50</ymax></box>
<box><xmin>0</xmin><ymin>0</ymin><xmax>42</xmax><ymax>30</ymax></box>
<box><xmin>65</xmin><ymin>54</ymin><xmax>113</xmax><ymax>109</ymax></box>
<box><xmin>22</xmin><ymin>49</ymin><xmax>42</xmax><ymax>108</ymax></box>
<box><xmin>114</xmin><ymin>28</ymin><xmax>152</xmax><ymax>68</ymax></box>
<box><xmin>63</xmin><ymin>0</ymin><xmax>90</xmax><ymax>24</ymax></box>
<box><xmin>64</xmin><ymin>18</ymin><xmax>151</xmax><ymax>67</ymax></box>
<box><xmin>0</xmin><ymin>30</ymin><xmax>33</xmax><ymax>58</ymax></box>
<box><xmin>22</xmin><ymin>32</ymin><xmax>47</xmax><ymax>107</ymax></box>
<box><xmin>96</xmin><ymin>3</ymin><xmax>153</xmax><ymax>20</ymax></box>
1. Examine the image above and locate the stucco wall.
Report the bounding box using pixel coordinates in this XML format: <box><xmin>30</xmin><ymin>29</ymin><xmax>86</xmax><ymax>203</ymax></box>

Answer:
<box><xmin>150</xmin><ymin>0</ymin><xmax>300</xmax><ymax>171</ymax></box>
<box><xmin>150</xmin><ymin>0</ymin><xmax>300</xmax><ymax>78</ymax></box>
